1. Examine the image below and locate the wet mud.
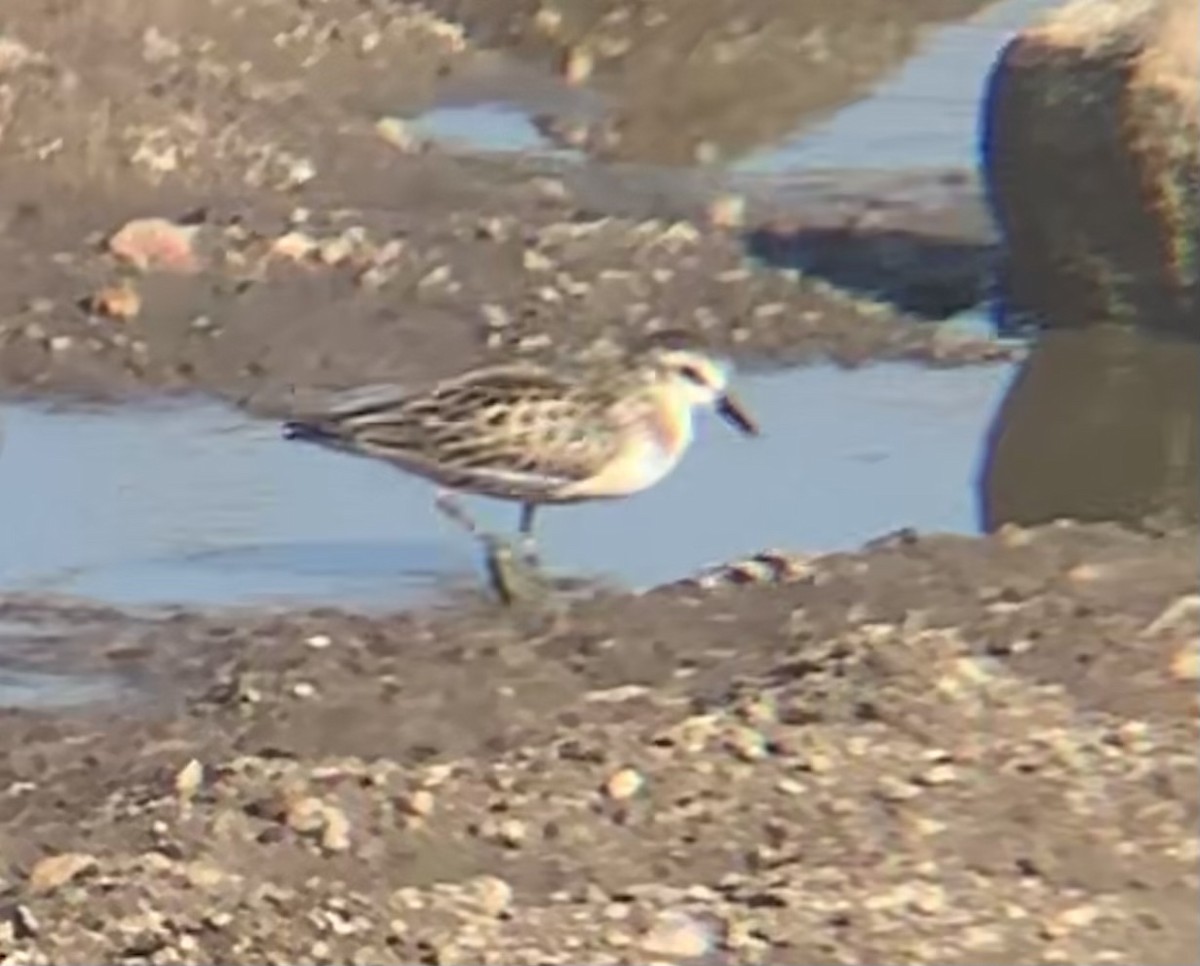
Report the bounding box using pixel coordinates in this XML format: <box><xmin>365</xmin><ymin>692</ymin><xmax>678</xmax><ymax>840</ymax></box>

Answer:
<box><xmin>0</xmin><ymin>0</ymin><xmax>1197</xmax><ymax>961</ymax></box>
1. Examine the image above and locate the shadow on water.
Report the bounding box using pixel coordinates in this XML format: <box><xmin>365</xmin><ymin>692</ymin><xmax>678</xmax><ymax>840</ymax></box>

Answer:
<box><xmin>743</xmin><ymin>219</ymin><xmax>997</xmax><ymax>320</ymax></box>
<box><xmin>979</xmin><ymin>326</ymin><xmax>1200</xmax><ymax>533</ymax></box>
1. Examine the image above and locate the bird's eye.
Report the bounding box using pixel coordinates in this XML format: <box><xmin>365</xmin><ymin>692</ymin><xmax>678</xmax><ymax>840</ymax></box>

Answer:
<box><xmin>678</xmin><ymin>364</ymin><xmax>707</xmax><ymax>385</ymax></box>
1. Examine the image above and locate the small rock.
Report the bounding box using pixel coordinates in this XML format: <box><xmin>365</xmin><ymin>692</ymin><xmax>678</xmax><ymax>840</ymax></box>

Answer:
<box><xmin>0</xmin><ymin>36</ymin><xmax>40</xmax><ymax>73</ymax></box>
<box><xmin>533</xmin><ymin>6</ymin><xmax>563</xmax><ymax>35</ymax></box>
<box><xmin>321</xmin><ymin>806</ymin><xmax>352</xmax><ymax>853</ymax></box>
<box><xmin>357</xmin><ymin>264</ymin><xmax>392</xmax><ymax>289</ymax></box>
<box><xmin>305</xmin><ymin>633</ymin><xmax>333</xmax><ymax>650</ymax></box>
<box><xmin>640</xmin><ymin>910</ymin><xmax>713</xmax><ymax>960</ymax></box>
<box><xmin>468</xmin><ymin>875</ymin><xmax>513</xmax><ymax>917</ymax></box>
<box><xmin>183</xmin><ymin>861</ymin><xmax>230</xmax><ymax>891</ymax></box>
<box><xmin>286</xmin><ymin>796</ymin><xmax>329</xmax><ymax>835</ymax></box>
<box><xmin>376</xmin><ymin>117</ymin><xmax>421</xmax><ymax>152</ymax></box>
<box><xmin>522</xmin><ymin>248</ymin><xmax>553</xmax><ymax>272</ymax></box>
<box><xmin>318</xmin><ymin>236</ymin><xmax>356</xmax><ymax>266</ymax></box>
<box><xmin>726</xmin><ymin>725</ymin><xmax>769</xmax><ymax>762</ymax></box>
<box><xmin>12</xmin><ymin>903</ymin><xmax>39</xmax><ymax>938</ymax></box>
<box><xmin>604</xmin><ymin>767</ymin><xmax>644</xmax><ymax>801</ymax></box>
<box><xmin>272</xmin><ymin>231</ymin><xmax>316</xmax><ymax>261</ymax></box>
<box><xmin>1144</xmin><ymin>594</ymin><xmax>1200</xmax><ymax>637</ymax></box>
<box><xmin>1042</xmin><ymin>902</ymin><xmax>1100</xmax><ymax>938</ymax></box>
<box><xmin>402</xmin><ymin>788</ymin><xmax>436</xmax><ymax>819</ymax></box>
<box><xmin>282</xmin><ymin>157</ymin><xmax>317</xmax><ymax>189</ymax></box>
<box><xmin>91</xmin><ymin>281</ymin><xmax>142</xmax><ymax>321</ymax></box>
<box><xmin>916</xmin><ymin>763</ymin><xmax>959</xmax><ymax>786</ymax></box>
<box><xmin>175</xmin><ymin>758</ymin><xmax>204</xmax><ymax>801</ymax></box>
<box><xmin>1171</xmin><ymin>642</ymin><xmax>1199</xmax><ymax>681</ymax></box>
<box><xmin>28</xmin><ymin>852</ymin><xmax>97</xmax><ymax>895</ymax></box>
<box><xmin>142</xmin><ymin>27</ymin><xmax>182</xmax><ymax>63</ymax></box>
<box><xmin>707</xmin><ymin>194</ymin><xmax>745</xmax><ymax>229</ymax></box>
<box><xmin>495</xmin><ymin>818</ymin><xmax>527</xmax><ymax>848</ymax></box>
<box><xmin>562</xmin><ymin>45</ymin><xmax>593</xmax><ymax>84</ymax></box>
<box><xmin>419</xmin><ymin>264</ymin><xmax>452</xmax><ymax>288</ymax></box>
<box><xmin>108</xmin><ymin>217</ymin><xmax>201</xmax><ymax>273</ymax></box>
<box><xmin>291</xmin><ymin>681</ymin><xmax>317</xmax><ymax>699</ymax></box>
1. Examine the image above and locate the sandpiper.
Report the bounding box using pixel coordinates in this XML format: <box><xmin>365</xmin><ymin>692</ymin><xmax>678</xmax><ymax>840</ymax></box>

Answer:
<box><xmin>282</xmin><ymin>334</ymin><xmax>760</xmax><ymax>568</ymax></box>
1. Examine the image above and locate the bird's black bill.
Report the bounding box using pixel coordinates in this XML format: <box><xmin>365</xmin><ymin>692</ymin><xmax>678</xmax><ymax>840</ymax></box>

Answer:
<box><xmin>716</xmin><ymin>392</ymin><xmax>760</xmax><ymax>436</ymax></box>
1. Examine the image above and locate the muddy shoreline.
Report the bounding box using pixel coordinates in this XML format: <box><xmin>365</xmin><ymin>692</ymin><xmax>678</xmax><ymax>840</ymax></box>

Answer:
<box><xmin>0</xmin><ymin>523</ymin><xmax>1197</xmax><ymax>963</ymax></box>
<box><xmin>1</xmin><ymin>0</ymin><xmax>1197</xmax><ymax>961</ymax></box>
<box><xmin>0</xmin><ymin>0</ymin><xmax>1010</xmax><ymax>408</ymax></box>
<box><xmin>0</xmin><ymin>154</ymin><xmax>1007</xmax><ymax>412</ymax></box>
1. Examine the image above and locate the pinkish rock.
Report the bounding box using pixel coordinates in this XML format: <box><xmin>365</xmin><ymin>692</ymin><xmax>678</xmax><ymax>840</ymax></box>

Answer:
<box><xmin>108</xmin><ymin>217</ymin><xmax>201</xmax><ymax>273</ymax></box>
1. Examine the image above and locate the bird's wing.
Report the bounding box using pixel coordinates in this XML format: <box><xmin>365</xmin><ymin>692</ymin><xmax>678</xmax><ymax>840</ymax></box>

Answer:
<box><xmin>319</xmin><ymin>365</ymin><xmax>625</xmax><ymax>494</ymax></box>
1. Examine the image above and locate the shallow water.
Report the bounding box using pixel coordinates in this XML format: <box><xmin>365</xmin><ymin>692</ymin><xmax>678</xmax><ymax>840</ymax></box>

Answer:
<box><xmin>415</xmin><ymin>0</ymin><xmax>1068</xmax><ymax>173</ymax></box>
<box><xmin>0</xmin><ymin>359</ymin><xmax>1017</xmax><ymax>611</ymax></box>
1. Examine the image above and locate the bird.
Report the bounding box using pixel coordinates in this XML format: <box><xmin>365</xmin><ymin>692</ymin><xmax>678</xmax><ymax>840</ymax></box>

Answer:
<box><xmin>281</xmin><ymin>333</ymin><xmax>760</xmax><ymax>567</ymax></box>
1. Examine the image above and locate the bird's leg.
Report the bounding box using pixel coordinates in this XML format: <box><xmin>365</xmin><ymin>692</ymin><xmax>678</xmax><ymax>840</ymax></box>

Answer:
<box><xmin>434</xmin><ymin>490</ymin><xmax>484</xmax><ymax>538</ymax></box>
<box><xmin>518</xmin><ymin>502</ymin><xmax>541</xmax><ymax>567</ymax></box>
<box><xmin>435</xmin><ymin>491</ymin><xmax>544</xmax><ymax>607</ymax></box>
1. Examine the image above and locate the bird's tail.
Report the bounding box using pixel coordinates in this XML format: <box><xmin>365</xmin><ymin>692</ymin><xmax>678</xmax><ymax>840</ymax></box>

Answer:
<box><xmin>282</xmin><ymin>419</ymin><xmax>344</xmax><ymax>446</ymax></box>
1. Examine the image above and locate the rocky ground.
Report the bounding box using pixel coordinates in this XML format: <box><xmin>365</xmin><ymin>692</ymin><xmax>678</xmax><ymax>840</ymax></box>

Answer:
<box><xmin>0</xmin><ymin>523</ymin><xmax>1197</xmax><ymax>964</ymax></box>
<box><xmin>1</xmin><ymin>0</ymin><xmax>1197</xmax><ymax>963</ymax></box>
<box><xmin>0</xmin><ymin>0</ymin><xmax>1007</xmax><ymax>408</ymax></box>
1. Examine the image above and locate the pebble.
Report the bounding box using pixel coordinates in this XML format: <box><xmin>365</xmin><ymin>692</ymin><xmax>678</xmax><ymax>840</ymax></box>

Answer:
<box><xmin>877</xmin><ymin>775</ymin><xmax>922</xmax><ymax>801</ymax></box>
<box><xmin>175</xmin><ymin>758</ymin><xmax>204</xmax><ymax>801</ymax></box>
<box><xmin>401</xmin><ymin>788</ymin><xmax>436</xmax><ymax>819</ymax></box>
<box><xmin>272</xmin><ymin>231</ymin><xmax>316</xmax><ymax>261</ymax></box>
<box><xmin>91</xmin><ymin>281</ymin><xmax>142</xmax><ymax>321</ymax></box>
<box><xmin>108</xmin><ymin>217</ymin><xmax>201</xmax><ymax>273</ymax></box>
<box><xmin>640</xmin><ymin>910</ymin><xmax>713</xmax><ymax>960</ymax></box>
<box><xmin>12</xmin><ymin>903</ymin><xmax>40</xmax><ymax>938</ymax></box>
<box><xmin>375</xmin><ymin>117</ymin><xmax>421</xmax><ymax>152</ymax></box>
<box><xmin>498</xmin><ymin>818</ymin><xmax>528</xmax><ymax>848</ymax></box>
<box><xmin>28</xmin><ymin>852</ymin><xmax>98</xmax><ymax>895</ymax></box>
<box><xmin>305</xmin><ymin>633</ymin><xmax>332</xmax><ymax>650</ymax></box>
<box><xmin>1171</xmin><ymin>642</ymin><xmax>1199</xmax><ymax>681</ymax></box>
<box><xmin>318</xmin><ymin>236</ymin><xmax>356</xmax><ymax>266</ymax></box>
<box><xmin>282</xmin><ymin>158</ymin><xmax>317</xmax><ymax>189</ymax></box>
<box><xmin>707</xmin><ymin>194</ymin><xmax>745</xmax><ymax>228</ymax></box>
<box><xmin>604</xmin><ymin>767</ymin><xmax>644</xmax><ymax>801</ymax></box>
<box><xmin>562</xmin><ymin>45</ymin><xmax>593</xmax><ymax>84</ymax></box>
<box><xmin>916</xmin><ymin>763</ymin><xmax>959</xmax><ymax>786</ymax></box>
<box><xmin>291</xmin><ymin>681</ymin><xmax>318</xmax><ymax>699</ymax></box>
<box><xmin>286</xmin><ymin>796</ymin><xmax>329</xmax><ymax>834</ymax></box>
<box><xmin>468</xmin><ymin>875</ymin><xmax>513</xmax><ymax>917</ymax></box>
<box><xmin>726</xmin><ymin>725</ymin><xmax>769</xmax><ymax>762</ymax></box>
<box><xmin>320</xmin><ymin>806</ymin><xmax>352</xmax><ymax>853</ymax></box>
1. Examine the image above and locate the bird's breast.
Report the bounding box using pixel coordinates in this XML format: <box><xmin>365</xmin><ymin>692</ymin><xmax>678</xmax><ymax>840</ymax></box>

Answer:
<box><xmin>638</xmin><ymin>392</ymin><xmax>694</xmax><ymax>460</ymax></box>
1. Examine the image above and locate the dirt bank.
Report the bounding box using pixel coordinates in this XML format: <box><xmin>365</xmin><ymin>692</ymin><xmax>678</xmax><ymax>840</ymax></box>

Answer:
<box><xmin>0</xmin><ymin>522</ymin><xmax>1196</xmax><ymax>964</ymax></box>
<box><xmin>0</xmin><ymin>0</ymin><xmax>1007</xmax><ymax>408</ymax></box>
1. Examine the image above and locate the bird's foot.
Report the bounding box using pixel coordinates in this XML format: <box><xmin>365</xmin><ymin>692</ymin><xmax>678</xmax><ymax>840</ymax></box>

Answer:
<box><xmin>433</xmin><ymin>492</ymin><xmax>554</xmax><ymax>607</ymax></box>
<box><xmin>480</xmin><ymin>533</ymin><xmax>553</xmax><ymax>608</ymax></box>
<box><xmin>518</xmin><ymin>534</ymin><xmax>542</xmax><ymax>569</ymax></box>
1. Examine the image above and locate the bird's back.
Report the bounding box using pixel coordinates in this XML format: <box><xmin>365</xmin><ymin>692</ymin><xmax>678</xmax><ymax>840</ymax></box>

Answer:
<box><xmin>284</xmin><ymin>364</ymin><xmax>631</xmax><ymax>500</ymax></box>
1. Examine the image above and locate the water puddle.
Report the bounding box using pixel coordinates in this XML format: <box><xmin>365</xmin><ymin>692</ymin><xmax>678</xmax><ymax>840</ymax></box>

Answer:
<box><xmin>736</xmin><ymin>0</ymin><xmax>1068</xmax><ymax>174</ymax></box>
<box><xmin>0</xmin><ymin>359</ymin><xmax>1017</xmax><ymax>612</ymax></box>
<box><xmin>3</xmin><ymin>323</ymin><xmax>1197</xmax><ymax>708</ymax></box>
<box><xmin>413</xmin><ymin>50</ymin><xmax>601</xmax><ymax>159</ymax></box>
<box><xmin>412</xmin><ymin>0</ymin><xmax>1069</xmax><ymax>175</ymax></box>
